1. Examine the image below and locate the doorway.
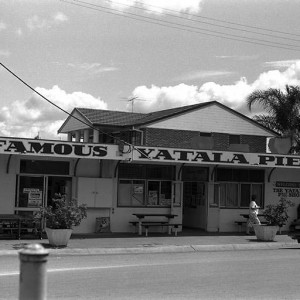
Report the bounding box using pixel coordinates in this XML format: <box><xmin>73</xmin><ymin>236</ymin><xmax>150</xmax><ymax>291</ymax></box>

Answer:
<box><xmin>182</xmin><ymin>182</ymin><xmax>207</xmax><ymax>229</ymax></box>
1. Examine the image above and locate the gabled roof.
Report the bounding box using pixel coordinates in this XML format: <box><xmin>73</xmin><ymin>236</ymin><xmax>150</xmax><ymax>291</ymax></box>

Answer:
<box><xmin>76</xmin><ymin>101</ymin><xmax>213</xmax><ymax>127</ymax></box>
<box><xmin>58</xmin><ymin>101</ymin><xmax>279</xmax><ymax>136</ymax></box>
<box><xmin>76</xmin><ymin>108</ymin><xmax>145</xmax><ymax>126</ymax></box>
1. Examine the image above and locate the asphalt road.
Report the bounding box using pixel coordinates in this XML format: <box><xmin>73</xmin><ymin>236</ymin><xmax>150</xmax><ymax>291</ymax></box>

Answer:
<box><xmin>1</xmin><ymin>249</ymin><xmax>300</xmax><ymax>299</ymax></box>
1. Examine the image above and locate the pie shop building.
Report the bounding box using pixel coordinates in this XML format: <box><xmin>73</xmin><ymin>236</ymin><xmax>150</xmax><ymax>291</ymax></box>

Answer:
<box><xmin>1</xmin><ymin>101</ymin><xmax>300</xmax><ymax>234</ymax></box>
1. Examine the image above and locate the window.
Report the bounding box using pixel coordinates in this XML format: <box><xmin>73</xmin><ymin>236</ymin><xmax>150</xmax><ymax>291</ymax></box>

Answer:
<box><xmin>215</xmin><ymin>168</ymin><xmax>264</xmax><ymax>208</ymax></box>
<box><xmin>229</xmin><ymin>134</ymin><xmax>240</xmax><ymax>144</ymax></box>
<box><xmin>129</xmin><ymin>130</ymin><xmax>142</xmax><ymax>145</ymax></box>
<box><xmin>183</xmin><ymin>182</ymin><xmax>205</xmax><ymax>207</ymax></box>
<box><xmin>119</xmin><ymin>130</ymin><xmax>142</xmax><ymax>145</ymax></box>
<box><xmin>148</xmin><ymin>181</ymin><xmax>172</xmax><ymax>206</ymax></box>
<box><xmin>118</xmin><ymin>180</ymin><xmax>145</xmax><ymax>206</ymax></box>
<box><xmin>118</xmin><ymin>164</ymin><xmax>175</xmax><ymax>207</ymax></box>
<box><xmin>20</xmin><ymin>160</ymin><xmax>69</xmax><ymax>175</ymax></box>
<box><xmin>16</xmin><ymin>176</ymin><xmax>44</xmax><ymax>208</ymax></box>
<box><xmin>200</xmin><ymin>132</ymin><xmax>212</xmax><ymax>137</ymax></box>
<box><xmin>182</xmin><ymin>167</ymin><xmax>208</xmax><ymax>181</ymax></box>
<box><xmin>215</xmin><ymin>169</ymin><xmax>264</xmax><ymax>183</ymax></box>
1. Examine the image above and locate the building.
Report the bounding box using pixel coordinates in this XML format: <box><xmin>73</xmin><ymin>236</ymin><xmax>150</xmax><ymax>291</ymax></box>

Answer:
<box><xmin>1</xmin><ymin>101</ymin><xmax>300</xmax><ymax>235</ymax></box>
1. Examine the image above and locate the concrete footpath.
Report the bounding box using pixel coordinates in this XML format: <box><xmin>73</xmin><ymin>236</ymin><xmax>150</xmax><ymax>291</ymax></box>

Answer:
<box><xmin>0</xmin><ymin>232</ymin><xmax>299</xmax><ymax>256</ymax></box>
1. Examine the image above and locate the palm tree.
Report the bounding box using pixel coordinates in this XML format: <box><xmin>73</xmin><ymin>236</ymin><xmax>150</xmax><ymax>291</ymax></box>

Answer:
<box><xmin>246</xmin><ymin>85</ymin><xmax>300</xmax><ymax>153</ymax></box>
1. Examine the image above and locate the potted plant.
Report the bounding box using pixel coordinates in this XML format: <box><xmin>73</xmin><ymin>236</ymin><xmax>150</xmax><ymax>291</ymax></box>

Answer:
<box><xmin>253</xmin><ymin>198</ymin><xmax>294</xmax><ymax>241</ymax></box>
<box><xmin>37</xmin><ymin>196</ymin><xmax>87</xmax><ymax>247</ymax></box>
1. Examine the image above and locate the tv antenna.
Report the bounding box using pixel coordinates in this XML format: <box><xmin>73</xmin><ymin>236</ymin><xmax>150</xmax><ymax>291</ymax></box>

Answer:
<box><xmin>121</xmin><ymin>96</ymin><xmax>147</xmax><ymax>112</ymax></box>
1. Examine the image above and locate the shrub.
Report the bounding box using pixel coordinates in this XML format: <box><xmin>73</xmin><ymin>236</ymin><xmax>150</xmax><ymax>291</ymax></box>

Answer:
<box><xmin>263</xmin><ymin>198</ymin><xmax>294</xmax><ymax>226</ymax></box>
<box><xmin>37</xmin><ymin>198</ymin><xmax>87</xmax><ymax>229</ymax></box>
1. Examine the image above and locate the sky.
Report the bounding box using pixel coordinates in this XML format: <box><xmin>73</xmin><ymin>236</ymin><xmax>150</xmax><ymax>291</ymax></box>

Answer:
<box><xmin>1</xmin><ymin>0</ymin><xmax>300</xmax><ymax>140</ymax></box>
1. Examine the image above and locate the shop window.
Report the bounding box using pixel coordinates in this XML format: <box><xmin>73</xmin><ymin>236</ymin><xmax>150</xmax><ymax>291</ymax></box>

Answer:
<box><xmin>216</xmin><ymin>183</ymin><xmax>264</xmax><ymax>208</ymax></box>
<box><xmin>118</xmin><ymin>180</ymin><xmax>145</xmax><ymax>206</ymax></box>
<box><xmin>119</xmin><ymin>164</ymin><xmax>175</xmax><ymax>180</ymax></box>
<box><xmin>215</xmin><ymin>168</ymin><xmax>264</xmax><ymax>208</ymax></box>
<box><xmin>118</xmin><ymin>164</ymin><xmax>146</xmax><ymax>179</ymax></box>
<box><xmin>182</xmin><ymin>166</ymin><xmax>208</xmax><ymax>181</ymax></box>
<box><xmin>147</xmin><ymin>181</ymin><xmax>172</xmax><ymax>206</ymax></box>
<box><xmin>20</xmin><ymin>160</ymin><xmax>69</xmax><ymax>175</ymax></box>
<box><xmin>118</xmin><ymin>179</ymin><xmax>173</xmax><ymax>207</ymax></box>
<box><xmin>118</xmin><ymin>164</ymin><xmax>175</xmax><ymax>207</ymax></box>
<box><xmin>146</xmin><ymin>165</ymin><xmax>175</xmax><ymax>180</ymax></box>
<box><xmin>16</xmin><ymin>176</ymin><xmax>44</xmax><ymax>208</ymax></box>
<box><xmin>215</xmin><ymin>168</ymin><xmax>264</xmax><ymax>183</ymax></box>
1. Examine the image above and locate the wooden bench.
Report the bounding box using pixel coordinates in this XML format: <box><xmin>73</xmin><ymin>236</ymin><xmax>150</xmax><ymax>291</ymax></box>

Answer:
<box><xmin>235</xmin><ymin>221</ymin><xmax>247</xmax><ymax>232</ymax></box>
<box><xmin>235</xmin><ymin>221</ymin><xmax>269</xmax><ymax>232</ymax></box>
<box><xmin>141</xmin><ymin>223</ymin><xmax>182</xmax><ymax>237</ymax></box>
<box><xmin>129</xmin><ymin>221</ymin><xmax>168</xmax><ymax>233</ymax></box>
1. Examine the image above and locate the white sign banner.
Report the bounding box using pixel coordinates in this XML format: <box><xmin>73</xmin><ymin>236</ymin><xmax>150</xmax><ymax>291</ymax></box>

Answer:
<box><xmin>133</xmin><ymin>146</ymin><xmax>300</xmax><ymax>168</ymax></box>
<box><xmin>0</xmin><ymin>137</ymin><xmax>125</xmax><ymax>160</ymax></box>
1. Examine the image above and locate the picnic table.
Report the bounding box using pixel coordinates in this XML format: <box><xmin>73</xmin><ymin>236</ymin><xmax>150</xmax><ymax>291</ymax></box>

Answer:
<box><xmin>132</xmin><ymin>213</ymin><xmax>178</xmax><ymax>235</ymax></box>
<box><xmin>240</xmin><ymin>213</ymin><xmax>265</xmax><ymax>219</ymax></box>
<box><xmin>234</xmin><ymin>214</ymin><xmax>266</xmax><ymax>232</ymax></box>
<box><xmin>0</xmin><ymin>214</ymin><xmax>42</xmax><ymax>239</ymax></box>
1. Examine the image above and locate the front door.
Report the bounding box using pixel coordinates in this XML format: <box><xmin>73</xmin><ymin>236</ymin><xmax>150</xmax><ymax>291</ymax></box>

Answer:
<box><xmin>182</xmin><ymin>182</ymin><xmax>207</xmax><ymax>229</ymax></box>
<box><xmin>206</xmin><ymin>183</ymin><xmax>220</xmax><ymax>232</ymax></box>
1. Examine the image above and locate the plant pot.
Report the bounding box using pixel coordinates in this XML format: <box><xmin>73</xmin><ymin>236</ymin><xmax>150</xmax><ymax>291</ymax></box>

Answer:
<box><xmin>45</xmin><ymin>228</ymin><xmax>73</xmax><ymax>247</ymax></box>
<box><xmin>253</xmin><ymin>224</ymin><xmax>279</xmax><ymax>241</ymax></box>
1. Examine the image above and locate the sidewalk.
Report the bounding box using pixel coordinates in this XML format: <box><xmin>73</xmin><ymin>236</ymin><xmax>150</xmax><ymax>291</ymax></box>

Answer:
<box><xmin>1</xmin><ymin>231</ymin><xmax>299</xmax><ymax>256</ymax></box>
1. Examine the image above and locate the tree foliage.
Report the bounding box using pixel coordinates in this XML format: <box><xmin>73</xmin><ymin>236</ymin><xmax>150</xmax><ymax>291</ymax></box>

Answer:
<box><xmin>247</xmin><ymin>85</ymin><xmax>300</xmax><ymax>153</ymax></box>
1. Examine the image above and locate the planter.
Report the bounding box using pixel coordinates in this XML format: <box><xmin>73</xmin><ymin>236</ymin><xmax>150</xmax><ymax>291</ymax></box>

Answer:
<box><xmin>253</xmin><ymin>224</ymin><xmax>279</xmax><ymax>241</ymax></box>
<box><xmin>45</xmin><ymin>228</ymin><xmax>73</xmax><ymax>247</ymax></box>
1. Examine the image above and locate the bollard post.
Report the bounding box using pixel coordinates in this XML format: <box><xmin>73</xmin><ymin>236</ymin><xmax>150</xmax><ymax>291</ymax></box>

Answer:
<box><xmin>19</xmin><ymin>243</ymin><xmax>49</xmax><ymax>300</ymax></box>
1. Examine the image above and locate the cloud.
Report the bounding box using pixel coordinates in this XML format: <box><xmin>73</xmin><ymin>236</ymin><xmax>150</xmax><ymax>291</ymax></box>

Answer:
<box><xmin>26</xmin><ymin>12</ymin><xmax>68</xmax><ymax>31</ymax></box>
<box><xmin>3</xmin><ymin>61</ymin><xmax>300</xmax><ymax>141</ymax></box>
<box><xmin>65</xmin><ymin>62</ymin><xmax>119</xmax><ymax>74</ymax></box>
<box><xmin>216</xmin><ymin>55</ymin><xmax>259</xmax><ymax>61</ymax></box>
<box><xmin>0</xmin><ymin>50</ymin><xmax>10</xmax><ymax>56</ymax></box>
<box><xmin>109</xmin><ymin>0</ymin><xmax>203</xmax><ymax>14</ymax></box>
<box><xmin>0</xmin><ymin>21</ymin><xmax>6</xmax><ymax>31</ymax></box>
<box><xmin>53</xmin><ymin>12</ymin><xmax>68</xmax><ymax>23</ymax></box>
<box><xmin>131</xmin><ymin>61</ymin><xmax>300</xmax><ymax>115</ymax></box>
<box><xmin>263</xmin><ymin>60</ymin><xmax>299</xmax><ymax>69</ymax></box>
<box><xmin>173</xmin><ymin>70</ymin><xmax>234</xmax><ymax>82</ymax></box>
<box><xmin>0</xmin><ymin>85</ymin><xmax>107</xmax><ymax>139</ymax></box>
<box><xmin>15</xmin><ymin>28</ymin><xmax>23</xmax><ymax>36</ymax></box>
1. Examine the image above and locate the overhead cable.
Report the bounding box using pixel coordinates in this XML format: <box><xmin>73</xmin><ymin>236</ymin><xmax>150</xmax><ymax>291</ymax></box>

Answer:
<box><xmin>103</xmin><ymin>0</ymin><xmax>300</xmax><ymax>43</ymax></box>
<box><xmin>62</xmin><ymin>0</ymin><xmax>300</xmax><ymax>52</ymax></box>
<box><xmin>0</xmin><ymin>62</ymin><xmax>150</xmax><ymax>159</ymax></box>
<box><xmin>121</xmin><ymin>0</ymin><xmax>300</xmax><ymax>38</ymax></box>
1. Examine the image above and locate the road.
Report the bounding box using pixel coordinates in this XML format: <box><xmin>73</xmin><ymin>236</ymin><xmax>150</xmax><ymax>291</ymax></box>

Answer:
<box><xmin>0</xmin><ymin>249</ymin><xmax>300</xmax><ymax>299</ymax></box>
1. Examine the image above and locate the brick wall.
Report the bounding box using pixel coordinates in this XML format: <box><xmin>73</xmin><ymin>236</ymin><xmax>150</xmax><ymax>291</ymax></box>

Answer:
<box><xmin>142</xmin><ymin>128</ymin><xmax>267</xmax><ymax>153</ymax></box>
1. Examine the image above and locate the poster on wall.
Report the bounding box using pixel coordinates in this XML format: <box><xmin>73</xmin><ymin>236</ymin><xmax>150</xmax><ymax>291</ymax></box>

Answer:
<box><xmin>273</xmin><ymin>181</ymin><xmax>300</xmax><ymax>198</ymax></box>
<box><xmin>133</xmin><ymin>185</ymin><xmax>144</xmax><ymax>194</ymax></box>
<box><xmin>28</xmin><ymin>191</ymin><xmax>43</xmax><ymax>207</ymax></box>
<box><xmin>148</xmin><ymin>191</ymin><xmax>158</xmax><ymax>205</ymax></box>
<box><xmin>95</xmin><ymin>217</ymin><xmax>110</xmax><ymax>233</ymax></box>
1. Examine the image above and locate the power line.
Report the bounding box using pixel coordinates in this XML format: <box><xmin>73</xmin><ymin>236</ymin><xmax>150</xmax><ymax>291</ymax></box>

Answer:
<box><xmin>0</xmin><ymin>62</ymin><xmax>149</xmax><ymax>159</ymax></box>
<box><xmin>119</xmin><ymin>0</ymin><xmax>300</xmax><ymax>38</ymax></box>
<box><xmin>62</xmin><ymin>0</ymin><xmax>300</xmax><ymax>52</ymax></box>
<box><xmin>103</xmin><ymin>0</ymin><xmax>300</xmax><ymax>43</ymax></box>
